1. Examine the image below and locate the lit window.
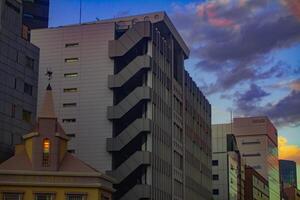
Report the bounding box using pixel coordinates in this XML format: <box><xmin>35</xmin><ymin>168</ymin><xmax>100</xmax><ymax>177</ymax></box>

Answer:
<box><xmin>64</xmin><ymin>73</ymin><xmax>78</xmax><ymax>78</ymax></box>
<box><xmin>64</xmin><ymin>88</ymin><xmax>78</xmax><ymax>93</ymax></box>
<box><xmin>35</xmin><ymin>193</ymin><xmax>55</xmax><ymax>200</ymax></box>
<box><xmin>63</xmin><ymin>103</ymin><xmax>77</xmax><ymax>108</ymax></box>
<box><xmin>42</xmin><ymin>138</ymin><xmax>50</xmax><ymax>167</ymax></box>
<box><xmin>65</xmin><ymin>43</ymin><xmax>79</xmax><ymax>48</ymax></box>
<box><xmin>65</xmin><ymin>58</ymin><xmax>79</xmax><ymax>63</ymax></box>
<box><xmin>22</xmin><ymin>109</ymin><xmax>32</xmax><ymax>123</ymax></box>
<box><xmin>3</xmin><ymin>192</ymin><xmax>23</xmax><ymax>200</ymax></box>
<box><xmin>62</xmin><ymin>119</ymin><xmax>76</xmax><ymax>123</ymax></box>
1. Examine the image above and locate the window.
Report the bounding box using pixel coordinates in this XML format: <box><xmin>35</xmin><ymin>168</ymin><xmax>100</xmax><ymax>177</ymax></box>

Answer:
<box><xmin>212</xmin><ymin>174</ymin><xmax>219</xmax><ymax>180</ymax></box>
<box><xmin>62</xmin><ymin>118</ymin><xmax>76</xmax><ymax>123</ymax></box>
<box><xmin>212</xmin><ymin>189</ymin><xmax>219</xmax><ymax>195</ymax></box>
<box><xmin>64</xmin><ymin>88</ymin><xmax>78</xmax><ymax>93</ymax></box>
<box><xmin>66</xmin><ymin>133</ymin><xmax>76</xmax><ymax>138</ymax></box>
<box><xmin>24</xmin><ymin>83</ymin><xmax>33</xmax><ymax>96</ymax></box>
<box><xmin>11</xmin><ymin>104</ymin><xmax>16</xmax><ymax>118</ymax></box>
<box><xmin>14</xmin><ymin>78</ymin><xmax>17</xmax><ymax>89</ymax></box>
<box><xmin>65</xmin><ymin>58</ymin><xmax>79</xmax><ymax>63</ymax></box>
<box><xmin>242</xmin><ymin>141</ymin><xmax>260</xmax><ymax>145</ymax></box>
<box><xmin>212</xmin><ymin>160</ymin><xmax>219</xmax><ymax>166</ymax></box>
<box><xmin>26</xmin><ymin>56</ymin><xmax>34</xmax><ymax>69</ymax></box>
<box><xmin>22</xmin><ymin>110</ymin><xmax>32</xmax><ymax>123</ymax></box>
<box><xmin>42</xmin><ymin>138</ymin><xmax>50</xmax><ymax>167</ymax></box>
<box><xmin>68</xmin><ymin>149</ymin><xmax>75</xmax><ymax>154</ymax></box>
<box><xmin>66</xmin><ymin>193</ymin><xmax>87</xmax><ymax>200</ymax></box>
<box><xmin>3</xmin><ymin>192</ymin><xmax>23</xmax><ymax>200</ymax></box>
<box><xmin>174</xmin><ymin>151</ymin><xmax>183</xmax><ymax>170</ymax></box>
<box><xmin>64</xmin><ymin>73</ymin><xmax>78</xmax><ymax>78</ymax></box>
<box><xmin>35</xmin><ymin>193</ymin><xmax>55</xmax><ymax>200</ymax></box>
<box><xmin>23</xmin><ymin>13</ymin><xmax>34</xmax><ymax>19</ymax></box>
<box><xmin>63</xmin><ymin>103</ymin><xmax>77</xmax><ymax>108</ymax></box>
<box><xmin>65</xmin><ymin>43</ymin><xmax>79</xmax><ymax>48</ymax></box>
<box><xmin>242</xmin><ymin>153</ymin><xmax>261</xmax><ymax>157</ymax></box>
<box><xmin>174</xmin><ymin>180</ymin><xmax>183</xmax><ymax>198</ymax></box>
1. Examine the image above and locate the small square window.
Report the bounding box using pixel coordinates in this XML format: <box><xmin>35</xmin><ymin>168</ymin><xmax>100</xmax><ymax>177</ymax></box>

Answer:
<box><xmin>212</xmin><ymin>160</ymin><xmax>218</xmax><ymax>166</ymax></box>
<box><xmin>212</xmin><ymin>174</ymin><xmax>219</xmax><ymax>180</ymax></box>
<box><xmin>212</xmin><ymin>189</ymin><xmax>219</xmax><ymax>195</ymax></box>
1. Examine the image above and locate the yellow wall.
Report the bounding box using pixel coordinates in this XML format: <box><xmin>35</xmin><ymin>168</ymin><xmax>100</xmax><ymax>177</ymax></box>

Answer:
<box><xmin>25</xmin><ymin>138</ymin><xmax>33</xmax><ymax>161</ymax></box>
<box><xmin>0</xmin><ymin>186</ymin><xmax>111</xmax><ymax>200</ymax></box>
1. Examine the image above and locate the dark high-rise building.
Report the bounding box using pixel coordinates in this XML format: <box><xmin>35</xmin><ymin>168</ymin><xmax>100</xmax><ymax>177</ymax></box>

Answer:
<box><xmin>32</xmin><ymin>12</ymin><xmax>212</xmax><ymax>200</ymax></box>
<box><xmin>0</xmin><ymin>0</ymin><xmax>39</xmax><ymax>162</ymax></box>
<box><xmin>22</xmin><ymin>0</ymin><xmax>49</xmax><ymax>29</ymax></box>
<box><xmin>280</xmin><ymin>160</ymin><xmax>298</xmax><ymax>188</ymax></box>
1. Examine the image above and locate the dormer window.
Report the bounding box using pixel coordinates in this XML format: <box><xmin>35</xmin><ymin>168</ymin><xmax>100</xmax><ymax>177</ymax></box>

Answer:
<box><xmin>42</xmin><ymin>138</ymin><xmax>50</xmax><ymax>167</ymax></box>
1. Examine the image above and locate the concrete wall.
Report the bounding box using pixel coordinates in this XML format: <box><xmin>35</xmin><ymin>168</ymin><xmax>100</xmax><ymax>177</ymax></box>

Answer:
<box><xmin>31</xmin><ymin>23</ymin><xmax>115</xmax><ymax>172</ymax></box>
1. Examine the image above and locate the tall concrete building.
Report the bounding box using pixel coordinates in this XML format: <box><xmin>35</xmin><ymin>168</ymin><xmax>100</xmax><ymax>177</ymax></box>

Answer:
<box><xmin>233</xmin><ymin>116</ymin><xmax>281</xmax><ymax>200</ymax></box>
<box><xmin>22</xmin><ymin>0</ymin><xmax>49</xmax><ymax>30</ymax></box>
<box><xmin>31</xmin><ymin>12</ymin><xmax>212</xmax><ymax>200</ymax></box>
<box><xmin>0</xmin><ymin>0</ymin><xmax>39</xmax><ymax>162</ymax></box>
<box><xmin>280</xmin><ymin>160</ymin><xmax>298</xmax><ymax>188</ymax></box>
<box><xmin>244</xmin><ymin>166</ymin><xmax>269</xmax><ymax>200</ymax></box>
<box><xmin>212</xmin><ymin>124</ymin><xmax>245</xmax><ymax>200</ymax></box>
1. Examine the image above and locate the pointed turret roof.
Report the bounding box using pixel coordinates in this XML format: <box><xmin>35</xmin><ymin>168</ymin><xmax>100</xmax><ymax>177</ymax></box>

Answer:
<box><xmin>39</xmin><ymin>84</ymin><xmax>56</xmax><ymax>118</ymax></box>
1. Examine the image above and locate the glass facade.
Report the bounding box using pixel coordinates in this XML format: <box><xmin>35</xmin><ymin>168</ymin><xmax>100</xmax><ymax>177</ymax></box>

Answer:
<box><xmin>279</xmin><ymin>160</ymin><xmax>297</xmax><ymax>187</ymax></box>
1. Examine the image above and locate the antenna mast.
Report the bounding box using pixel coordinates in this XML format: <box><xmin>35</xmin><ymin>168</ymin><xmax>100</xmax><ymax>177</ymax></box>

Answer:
<box><xmin>79</xmin><ymin>0</ymin><xmax>82</xmax><ymax>24</ymax></box>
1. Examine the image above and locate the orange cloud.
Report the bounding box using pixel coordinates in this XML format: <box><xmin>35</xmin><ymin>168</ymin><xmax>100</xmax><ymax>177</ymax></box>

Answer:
<box><xmin>278</xmin><ymin>136</ymin><xmax>300</xmax><ymax>163</ymax></box>
<box><xmin>290</xmin><ymin>80</ymin><xmax>300</xmax><ymax>91</ymax></box>
<box><xmin>196</xmin><ymin>2</ymin><xmax>235</xmax><ymax>28</ymax></box>
<box><xmin>281</xmin><ymin>0</ymin><xmax>300</xmax><ymax>20</ymax></box>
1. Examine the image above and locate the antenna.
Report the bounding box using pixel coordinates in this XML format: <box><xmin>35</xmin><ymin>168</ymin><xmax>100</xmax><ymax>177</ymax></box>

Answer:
<box><xmin>79</xmin><ymin>0</ymin><xmax>82</xmax><ymax>24</ymax></box>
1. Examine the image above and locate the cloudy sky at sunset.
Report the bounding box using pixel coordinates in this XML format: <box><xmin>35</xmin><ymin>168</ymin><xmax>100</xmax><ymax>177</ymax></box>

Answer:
<box><xmin>49</xmin><ymin>0</ymin><xmax>300</xmax><ymax>185</ymax></box>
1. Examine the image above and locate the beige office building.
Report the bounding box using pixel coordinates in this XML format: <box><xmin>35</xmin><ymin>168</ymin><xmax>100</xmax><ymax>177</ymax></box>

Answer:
<box><xmin>233</xmin><ymin>116</ymin><xmax>280</xmax><ymax>200</ymax></box>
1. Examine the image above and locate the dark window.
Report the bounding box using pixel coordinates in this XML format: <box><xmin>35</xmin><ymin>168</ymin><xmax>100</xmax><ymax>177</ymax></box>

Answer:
<box><xmin>67</xmin><ymin>149</ymin><xmax>75</xmax><ymax>154</ymax></box>
<box><xmin>26</xmin><ymin>56</ymin><xmax>34</xmax><ymax>69</ymax></box>
<box><xmin>242</xmin><ymin>153</ymin><xmax>261</xmax><ymax>157</ymax></box>
<box><xmin>66</xmin><ymin>194</ymin><xmax>87</xmax><ymax>200</ymax></box>
<box><xmin>63</xmin><ymin>103</ymin><xmax>77</xmax><ymax>108</ymax></box>
<box><xmin>212</xmin><ymin>189</ymin><xmax>219</xmax><ymax>195</ymax></box>
<box><xmin>212</xmin><ymin>160</ymin><xmax>219</xmax><ymax>166</ymax></box>
<box><xmin>14</xmin><ymin>78</ymin><xmax>17</xmax><ymax>89</ymax></box>
<box><xmin>66</xmin><ymin>133</ymin><xmax>76</xmax><ymax>137</ymax></box>
<box><xmin>11</xmin><ymin>104</ymin><xmax>16</xmax><ymax>118</ymax></box>
<box><xmin>22</xmin><ymin>109</ymin><xmax>32</xmax><ymax>123</ymax></box>
<box><xmin>242</xmin><ymin>141</ymin><xmax>261</xmax><ymax>145</ymax></box>
<box><xmin>24</xmin><ymin>83</ymin><xmax>33</xmax><ymax>96</ymax></box>
<box><xmin>3</xmin><ymin>192</ymin><xmax>23</xmax><ymax>200</ymax></box>
<box><xmin>212</xmin><ymin>174</ymin><xmax>219</xmax><ymax>180</ymax></box>
<box><xmin>65</xmin><ymin>43</ymin><xmax>79</xmax><ymax>48</ymax></box>
<box><xmin>64</xmin><ymin>73</ymin><xmax>78</xmax><ymax>78</ymax></box>
<box><xmin>62</xmin><ymin>118</ymin><xmax>76</xmax><ymax>123</ymax></box>
<box><xmin>35</xmin><ymin>193</ymin><xmax>54</xmax><ymax>200</ymax></box>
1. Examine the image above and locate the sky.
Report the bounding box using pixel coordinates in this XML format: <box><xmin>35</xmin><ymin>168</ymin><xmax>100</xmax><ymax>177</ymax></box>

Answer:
<box><xmin>49</xmin><ymin>0</ymin><xmax>300</xmax><ymax>186</ymax></box>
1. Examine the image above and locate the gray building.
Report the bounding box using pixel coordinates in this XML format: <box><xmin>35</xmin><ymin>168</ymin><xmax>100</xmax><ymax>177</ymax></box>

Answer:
<box><xmin>212</xmin><ymin>124</ymin><xmax>245</xmax><ymax>200</ymax></box>
<box><xmin>31</xmin><ymin>12</ymin><xmax>212</xmax><ymax>200</ymax></box>
<box><xmin>0</xmin><ymin>0</ymin><xmax>39</xmax><ymax>162</ymax></box>
<box><xmin>22</xmin><ymin>0</ymin><xmax>49</xmax><ymax>30</ymax></box>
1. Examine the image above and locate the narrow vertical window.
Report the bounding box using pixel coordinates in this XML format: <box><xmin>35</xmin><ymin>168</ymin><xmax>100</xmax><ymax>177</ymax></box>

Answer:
<box><xmin>42</xmin><ymin>138</ymin><xmax>50</xmax><ymax>167</ymax></box>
